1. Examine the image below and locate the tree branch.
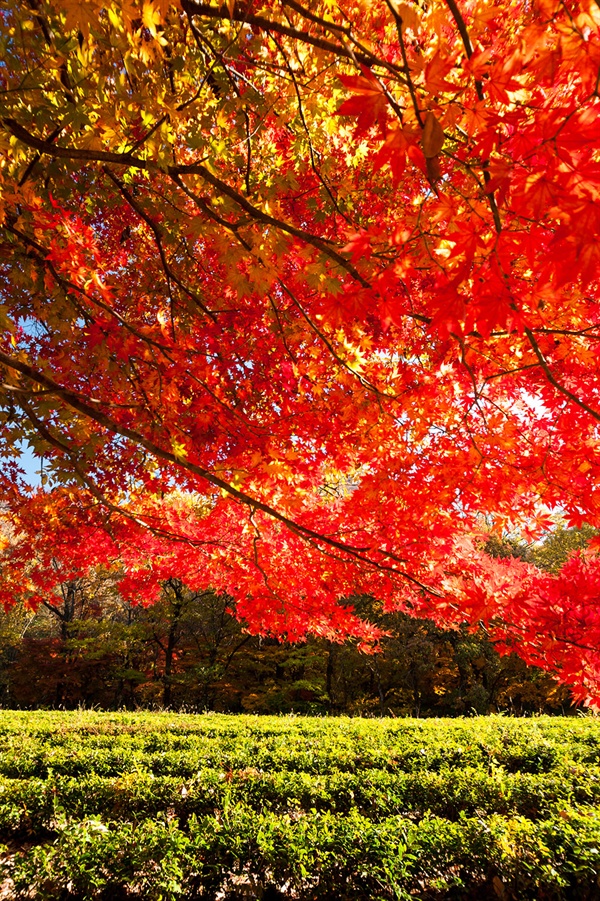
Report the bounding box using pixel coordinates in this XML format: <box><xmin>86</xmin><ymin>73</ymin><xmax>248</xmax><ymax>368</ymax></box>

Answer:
<box><xmin>0</xmin><ymin>350</ymin><xmax>442</xmax><ymax>597</ymax></box>
<box><xmin>181</xmin><ymin>0</ymin><xmax>406</xmax><ymax>75</ymax></box>
<box><xmin>4</xmin><ymin>119</ymin><xmax>369</xmax><ymax>286</ymax></box>
<box><xmin>524</xmin><ymin>327</ymin><xmax>600</xmax><ymax>423</ymax></box>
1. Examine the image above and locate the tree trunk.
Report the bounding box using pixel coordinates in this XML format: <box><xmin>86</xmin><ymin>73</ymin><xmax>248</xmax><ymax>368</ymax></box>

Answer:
<box><xmin>162</xmin><ymin>580</ymin><xmax>183</xmax><ymax>708</ymax></box>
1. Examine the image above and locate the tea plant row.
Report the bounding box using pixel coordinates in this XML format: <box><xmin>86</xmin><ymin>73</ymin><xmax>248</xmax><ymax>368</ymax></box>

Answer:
<box><xmin>0</xmin><ymin>712</ymin><xmax>599</xmax><ymax>899</ymax></box>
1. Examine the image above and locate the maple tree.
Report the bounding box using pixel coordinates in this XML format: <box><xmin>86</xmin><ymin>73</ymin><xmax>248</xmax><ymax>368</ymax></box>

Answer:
<box><xmin>1</xmin><ymin>0</ymin><xmax>600</xmax><ymax>703</ymax></box>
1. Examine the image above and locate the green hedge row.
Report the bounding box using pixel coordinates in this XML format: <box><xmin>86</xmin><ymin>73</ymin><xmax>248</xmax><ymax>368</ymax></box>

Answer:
<box><xmin>5</xmin><ymin>805</ymin><xmax>600</xmax><ymax>900</ymax></box>
<box><xmin>1</xmin><ymin>713</ymin><xmax>600</xmax><ymax>899</ymax></box>
<box><xmin>1</xmin><ymin>765</ymin><xmax>600</xmax><ymax>838</ymax></box>
<box><xmin>1</xmin><ymin>712</ymin><xmax>598</xmax><ymax>778</ymax></box>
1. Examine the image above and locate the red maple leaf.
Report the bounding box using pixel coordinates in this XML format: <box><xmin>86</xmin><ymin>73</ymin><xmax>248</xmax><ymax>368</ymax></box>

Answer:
<box><xmin>337</xmin><ymin>65</ymin><xmax>390</xmax><ymax>136</ymax></box>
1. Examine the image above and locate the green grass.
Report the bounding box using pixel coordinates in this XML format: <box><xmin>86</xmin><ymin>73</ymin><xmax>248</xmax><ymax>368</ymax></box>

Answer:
<box><xmin>1</xmin><ymin>712</ymin><xmax>600</xmax><ymax>899</ymax></box>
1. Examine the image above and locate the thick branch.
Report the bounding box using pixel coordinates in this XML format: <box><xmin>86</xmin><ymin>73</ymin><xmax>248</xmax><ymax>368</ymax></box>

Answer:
<box><xmin>181</xmin><ymin>0</ymin><xmax>405</xmax><ymax>75</ymax></box>
<box><xmin>4</xmin><ymin>119</ymin><xmax>368</xmax><ymax>286</ymax></box>
<box><xmin>441</xmin><ymin>0</ymin><xmax>502</xmax><ymax>233</ymax></box>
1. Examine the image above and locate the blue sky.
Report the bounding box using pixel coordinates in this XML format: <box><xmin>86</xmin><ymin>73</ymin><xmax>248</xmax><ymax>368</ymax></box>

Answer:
<box><xmin>16</xmin><ymin>442</ymin><xmax>43</xmax><ymax>487</ymax></box>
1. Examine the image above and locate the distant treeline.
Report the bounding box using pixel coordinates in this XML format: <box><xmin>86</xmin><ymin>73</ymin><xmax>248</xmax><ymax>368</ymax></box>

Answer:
<box><xmin>0</xmin><ymin>527</ymin><xmax>592</xmax><ymax>715</ymax></box>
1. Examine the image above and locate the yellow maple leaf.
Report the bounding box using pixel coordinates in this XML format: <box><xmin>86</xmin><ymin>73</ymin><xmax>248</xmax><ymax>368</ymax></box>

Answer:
<box><xmin>142</xmin><ymin>0</ymin><xmax>162</xmax><ymax>37</ymax></box>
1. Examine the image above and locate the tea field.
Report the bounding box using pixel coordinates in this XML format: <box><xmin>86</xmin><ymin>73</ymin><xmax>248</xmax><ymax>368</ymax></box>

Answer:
<box><xmin>0</xmin><ymin>712</ymin><xmax>600</xmax><ymax>899</ymax></box>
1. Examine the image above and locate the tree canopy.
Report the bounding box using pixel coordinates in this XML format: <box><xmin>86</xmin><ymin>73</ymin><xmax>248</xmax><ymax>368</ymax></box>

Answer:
<box><xmin>1</xmin><ymin>0</ymin><xmax>600</xmax><ymax>703</ymax></box>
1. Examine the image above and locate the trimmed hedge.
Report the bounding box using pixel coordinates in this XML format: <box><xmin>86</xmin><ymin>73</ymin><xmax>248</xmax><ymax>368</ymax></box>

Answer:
<box><xmin>0</xmin><ymin>712</ymin><xmax>599</xmax><ymax>899</ymax></box>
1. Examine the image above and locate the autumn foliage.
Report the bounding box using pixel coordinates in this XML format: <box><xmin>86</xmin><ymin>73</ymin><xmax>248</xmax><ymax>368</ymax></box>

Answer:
<box><xmin>1</xmin><ymin>0</ymin><xmax>600</xmax><ymax>702</ymax></box>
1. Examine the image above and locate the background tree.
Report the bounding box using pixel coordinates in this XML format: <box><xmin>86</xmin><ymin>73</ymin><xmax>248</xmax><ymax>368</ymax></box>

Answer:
<box><xmin>138</xmin><ymin>580</ymin><xmax>248</xmax><ymax>708</ymax></box>
<box><xmin>0</xmin><ymin>592</ymin><xmax>569</xmax><ymax>714</ymax></box>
